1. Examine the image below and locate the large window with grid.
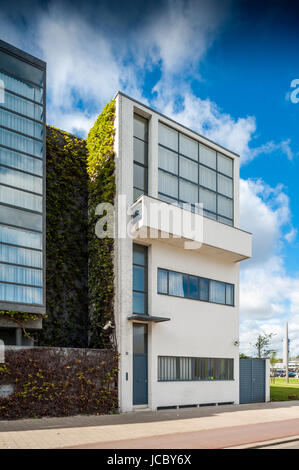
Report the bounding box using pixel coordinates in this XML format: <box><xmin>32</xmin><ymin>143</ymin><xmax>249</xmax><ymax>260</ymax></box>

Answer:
<box><xmin>133</xmin><ymin>114</ymin><xmax>148</xmax><ymax>202</ymax></box>
<box><xmin>0</xmin><ymin>43</ymin><xmax>45</xmax><ymax>310</ymax></box>
<box><xmin>158</xmin><ymin>122</ymin><xmax>234</xmax><ymax>226</ymax></box>
<box><xmin>158</xmin><ymin>356</ymin><xmax>234</xmax><ymax>381</ymax></box>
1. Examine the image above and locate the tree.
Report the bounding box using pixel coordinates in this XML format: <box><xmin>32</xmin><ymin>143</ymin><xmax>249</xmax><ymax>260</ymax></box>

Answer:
<box><xmin>252</xmin><ymin>332</ymin><xmax>276</xmax><ymax>358</ymax></box>
<box><xmin>240</xmin><ymin>353</ymin><xmax>250</xmax><ymax>359</ymax></box>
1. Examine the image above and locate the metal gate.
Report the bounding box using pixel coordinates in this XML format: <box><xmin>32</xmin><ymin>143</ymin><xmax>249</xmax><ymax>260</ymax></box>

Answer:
<box><xmin>240</xmin><ymin>359</ymin><xmax>266</xmax><ymax>404</ymax></box>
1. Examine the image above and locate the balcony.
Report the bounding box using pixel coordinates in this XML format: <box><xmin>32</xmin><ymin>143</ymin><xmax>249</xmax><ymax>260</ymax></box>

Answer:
<box><xmin>130</xmin><ymin>195</ymin><xmax>252</xmax><ymax>262</ymax></box>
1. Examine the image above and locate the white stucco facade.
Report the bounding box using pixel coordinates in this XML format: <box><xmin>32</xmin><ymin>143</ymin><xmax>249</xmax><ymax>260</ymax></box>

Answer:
<box><xmin>114</xmin><ymin>92</ymin><xmax>252</xmax><ymax>412</ymax></box>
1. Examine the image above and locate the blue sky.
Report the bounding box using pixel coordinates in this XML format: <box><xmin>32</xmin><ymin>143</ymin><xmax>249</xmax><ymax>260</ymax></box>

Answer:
<box><xmin>1</xmin><ymin>0</ymin><xmax>299</xmax><ymax>356</ymax></box>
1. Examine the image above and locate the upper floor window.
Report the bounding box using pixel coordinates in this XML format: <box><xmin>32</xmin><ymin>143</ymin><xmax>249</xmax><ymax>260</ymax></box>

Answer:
<box><xmin>133</xmin><ymin>244</ymin><xmax>148</xmax><ymax>315</ymax></box>
<box><xmin>158</xmin><ymin>122</ymin><xmax>234</xmax><ymax>226</ymax></box>
<box><xmin>133</xmin><ymin>114</ymin><xmax>148</xmax><ymax>201</ymax></box>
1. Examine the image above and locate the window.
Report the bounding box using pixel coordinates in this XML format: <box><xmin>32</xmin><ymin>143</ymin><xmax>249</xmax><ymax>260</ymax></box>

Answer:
<box><xmin>133</xmin><ymin>244</ymin><xmax>148</xmax><ymax>315</ymax></box>
<box><xmin>133</xmin><ymin>114</ymin><xmax>148</xmax><ymax>201</ymax></box>
<box><xmin>0</xmin><ymin>47</ymin><xmax>45</xmax><ymax>309</ymax></box>
<box><xmin>158</xmin><ymin>356</ymin><xmax>234</xmax><ymax>381</ymax></box>
<box><xmin>158</xmin><ymin>122</ymin><xmax>234</xmax><ymax>226</ymax></box>
<box><xmin>157</xmin><ymin>268</ymin><xmax>234</xmax><ymax>306</ymax></box>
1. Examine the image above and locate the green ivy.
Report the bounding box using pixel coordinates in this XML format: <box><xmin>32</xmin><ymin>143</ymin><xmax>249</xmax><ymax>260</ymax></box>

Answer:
<box><xmin>87</xmin><ymin>99</ymin><xmax>116</xmax><ymax>349</ymax></box>
<box><xmin>39</xmin><ymin>126</ymin><xmax>89</xmax><ymax>347</ymax></box>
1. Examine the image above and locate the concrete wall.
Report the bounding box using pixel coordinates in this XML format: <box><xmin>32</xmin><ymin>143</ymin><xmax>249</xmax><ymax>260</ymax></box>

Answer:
<box><xmin>114</xmin><ymin>93</ymin><xmax>246</xmax><ymax>412</ymax></box>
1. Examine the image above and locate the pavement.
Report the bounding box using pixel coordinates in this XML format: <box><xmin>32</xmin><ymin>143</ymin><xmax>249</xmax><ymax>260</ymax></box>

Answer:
<box><xmin>1</xmin><ymin>401</ymin><xmax>299</xmax><ymax>449</ymax></box>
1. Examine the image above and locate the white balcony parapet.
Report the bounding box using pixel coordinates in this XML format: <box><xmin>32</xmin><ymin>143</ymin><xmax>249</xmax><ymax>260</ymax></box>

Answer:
<box><xmin>131</xmin><ymin>195</ymin><xmax>252</xmax><ymax>262</ymax></box>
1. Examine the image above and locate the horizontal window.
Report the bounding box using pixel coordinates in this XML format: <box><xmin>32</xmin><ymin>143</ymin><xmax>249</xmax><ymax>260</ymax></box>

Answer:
<box><xmin>158</xmin><ymin>268</ymin><xmax>234</xmax><ymax>306</ymax></box>
<box><xmin>0</xmin><ymin>128</ymin><xmax>43</xmax><ymax>157</ymax></box>
<box><xmin>0</xmin><ymin>282</ymin><xmax>42</xmax><ymax>304</ymax></box>
<box><xmin>0</xmin><ymin>70</ymin><xmax>43</xmax><ymax>103</ymax></box>
<box><xmin>0</xmin><ymin>224</ymin><xmax>42</xmax><ymax>249</ymax></box>
<box><xmin>0</xmin><ymin>263</ymin><xmax>42</xmax><ymax>286</ymax></box>
<box><xmin>0</xmin><ymin>185</ymin><xmax>42</xmax><ymax>212</ymax></box>
<box><xmin>0</xmin><ymin>243</ymin><xmax>42</xmax><ymax>268</ymax></box>
<box><xmin>2</xmin><ymin>91</ymin><xmax>43</xmax><ymax>121</ymax></box>
<box><xmin>158</xmin><ymin>356</ymin><xmax>234</xmax><ymax>381</ymax></box>
<box><xmin>0</xmin><ymin>147</ymin><xmax>43</xmax><ymax>175</ymax></box>
<box><xmin>0</xmin><ymin>108</ymin><xmax>43</xmax><ymax>139</ymax></box>
<box><xmin>0</xmin><ymin>166</ymin><xmax>42</xmax><ymax>193</ymax></box>
<box><xmin>0</xmin><ymin>204</ymin><xmax>42</xmax><ymax>231</ymax></box>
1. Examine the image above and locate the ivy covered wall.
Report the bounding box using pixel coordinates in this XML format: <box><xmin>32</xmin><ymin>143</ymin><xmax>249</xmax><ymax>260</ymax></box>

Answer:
<box><xmin>39</xmin><ymin>127</ymin><xmax>89</xmax><ymax>348</ymax></box>
<box><xmin>87</xmin><ymin>100</ymin><xmax>116</xmax><ymax>349</ymax></box>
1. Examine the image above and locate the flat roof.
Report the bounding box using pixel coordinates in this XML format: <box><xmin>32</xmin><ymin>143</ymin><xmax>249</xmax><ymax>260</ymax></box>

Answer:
<box><xmin>115</xmin><ymin>91</ymin><xmax>240</xmax><ymax>158</ymax></box>
<box><xmin>0</xmin><ymin>38</ymin><xmax>46</xmax><ymax>70</ymax></box>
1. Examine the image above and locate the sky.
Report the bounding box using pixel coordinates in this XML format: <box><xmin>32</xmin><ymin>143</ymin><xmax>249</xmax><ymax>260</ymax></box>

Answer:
<box><xmin>1</xmin><ymin>0</ymin><xmax>299</xmax><ymax>357</ymax></box>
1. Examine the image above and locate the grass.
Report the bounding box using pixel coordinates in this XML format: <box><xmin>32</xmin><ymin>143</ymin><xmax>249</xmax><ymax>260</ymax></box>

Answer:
<box><xmin>271</xmin><ymin>378</ymin><xmax>299</xmax><ymax>401</ymax></box>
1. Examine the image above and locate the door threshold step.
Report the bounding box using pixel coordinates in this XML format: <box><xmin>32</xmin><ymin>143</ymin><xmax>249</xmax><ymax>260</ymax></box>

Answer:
<box><xmin>133</xmin><ymin>405</ymin><xmax>151</xmax><ymax>412</ymax></box>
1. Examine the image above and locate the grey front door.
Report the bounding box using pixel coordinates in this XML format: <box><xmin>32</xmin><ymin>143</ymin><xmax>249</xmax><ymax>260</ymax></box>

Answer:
<box><xmin>240</xmin><ymin>359</ymin><xmax>266</xmax><ymax>404</ymax></box>
<box><xmin>133</xmin><ymin>323</ymin><xmax>148</xmax><ymax>405</ymax></box>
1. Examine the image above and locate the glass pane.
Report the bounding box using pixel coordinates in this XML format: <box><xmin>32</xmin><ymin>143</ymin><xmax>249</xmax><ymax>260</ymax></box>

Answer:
<box><xmin>0</xmin><ymin>70</ymin><xmax>43</xmax><ymax>103</ymax></box>
<box><xmin>133</xmin><ymin>244</ymin><xmax>146</xmax><ymax>266</ymax></box>
<box><xmin>158</xmin><ymin>269</ymin><xmax>168</xmax><ymax>294</ymax></box>
<box><xmin>158</xmin><ymin>123</ymin><xmax>178</xmax><ymax>151</ymax></box>
<box><xmin>218</xmin><ymin>153</ymin><xmax>233</xmax><ymax>177</ymax></box>
<box><xmin>204</xmin><ymin>210</ymin><xmax>217</xmax><ymax>220</ymax></box>
<box><xmin>218</xmin><ymin>195</ymin><xmax>233</xmax><ymax>218</ymax></box>
<box><xmin>3</xmin><ymin>91</ymin><xmax>43</xmax><ymax>121</ymax></box>
<box><xmin>134</xmin><ymin>163</ymin><xmax>147</xmax><ymax>191</ymax></box>
<box><xmin>200</xmin><ymin>278</ymin><xmax>209</xmax><ymax>301</ymax></box>
<box><xmin>0</xmin><ymin>282</ymin><xmax>42</xmax><ymax>304</ymax></box>
<box><xmin>159</xmin><ymin>146</ymin><xmax>178</xmax><ymax>175</ymax></box>
<box><xmin>133</xmin><ymin>291</ymin><xmax>146</xmax><ymax>314</ymax></box>
<box><xmin>0</xmin><ymin>204</ymin><xmax>42</xmax><ymax>231</ymax></box>
<box><xmin>180</xmin><ymin>156</ymin><xmax>198</xmax><ymax>183</ymax></box>
<box><xmin>0</xmin><ymin>166</ymin><xmax>42</xmax><ymax>193</ymax></box>
<box><xmin>133</xmin><ymin>265</ymin><xmax>145</xmax><ymax>292</ymax></box>
<box><xmin>199</xmin><ymin>187</ymin><xmax>216</xmax><ymax>213</ymax></box>
<box><xmin>133</xmin><ymin>324</ymin><xmax>148</xmax><ymax>354</ymax></box>
<box><xmin>158</xmin><ymin>193</ymin><xmax>178</xmax><ymax>205</ymax></box>
<box><xmin>0</xmin><ymin>185</ymin><xmax>42</xmax><ymax>212</ymax></box>
<box><xmin>158</xmin><ymin>170</ymin><xmax>178</xmax><ymax>198</ymax></box>
<box><xmin>0</xmin><ymin>50</ymin><xmax>44</xmax><ymax>86</ymax></box>
<box><xmin>179</xmin><ymin>179</ymin><xmax>198</xmax><ymax>203</ymax></box>
<box><xmin>179</xmin><ymin>134</ymin><xmax>198</xmax><ymax>160</ymax></box>
<box><xmin>0</xmin><ymin>147</ymin><xmax>43</xmax><ymax>175</ymax></box>
<box><xmin>133</xmin><ymin>188</ymin><xmax>143</xmax><ymax>201</ymax></box>
<box><xmin>218</xmin><ymin>216</ymin><xmax>233</xmax><ymax>226</ymax></box>
<box><xmin>0</xmin><ymin>128</ymin><xmax>43</xmax><ymax>157</ymax></box>
<box><xmin>169</xmin><ymin>271</ymin><xmax>187</xmax><ymax>297</ymax></box>
<box><xmin>189</xmin><ymin>275</ymin><xmax>199</xmax><ymax>299</ymax></box>
<box><xmin>0</xmin><ymin>224</ymin><xmax>42</xmax><ymax>249</ymax></box>
<box><xmin>0</xmin><ymin>109</ymin><xmax>43</xmax><ymax>139</ymax></box>
<box><xmin>226</xmin><ymin>284</ymin><xmax>234</xmax><ymax>305</ymax></box>
<box><xmin>0</xmin><ymin>243</ymin><xmax>42</xmax><ymax>268</ymax></box>
<box><xmin>133</xmin><ymin>114</ymin><xmax>148</xmax><ymax>142</ymax></box>
<box><xmin>218</xmin><ymin>174</ymin><xmax>233</xmax><ymax>197</ymax></box>
<box><xmin>200</xmin><ymin>165</ymin><xmax>216</xmax><ymax>191</ymax></box>
<box><xmin>133</xmin><ymin>137</ymin><xmax>148</xmax><ymax>165</ymax></box>
<box><xmin>0</xmin><ymin>263</ymin><xmax>42</xmax><ymax>286</ymax></box>
<box><xmin>200</xmin><ymin>144</ymin><xmax>216</xmax><ymax>169</ymax></box>
<box><xmin>209</xmin><ymin>280</ymin><xmax>225</xmax><ymax>304</ymax></box>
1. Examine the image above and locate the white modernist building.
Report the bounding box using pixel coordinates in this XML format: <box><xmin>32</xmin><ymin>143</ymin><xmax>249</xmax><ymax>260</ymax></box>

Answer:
<box><xmin>114</xmin><ymin>92</ymin><xmax>252</xmax><ymax>411</ymax></box>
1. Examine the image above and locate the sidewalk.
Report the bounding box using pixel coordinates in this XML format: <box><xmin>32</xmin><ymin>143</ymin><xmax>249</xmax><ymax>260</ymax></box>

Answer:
<box><xmin>1</xmin><ymin>401</ymin><xmax>299</xmax><ymax>449</ymax></box>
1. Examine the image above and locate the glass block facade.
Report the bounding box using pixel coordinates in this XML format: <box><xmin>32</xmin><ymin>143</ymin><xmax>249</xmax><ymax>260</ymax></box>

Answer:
<box><xmin>0</xmin><ymin>40</ymin><xmax>46</xmax><ymax>312</ymax></box>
